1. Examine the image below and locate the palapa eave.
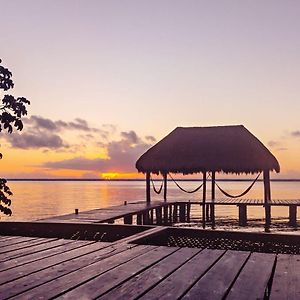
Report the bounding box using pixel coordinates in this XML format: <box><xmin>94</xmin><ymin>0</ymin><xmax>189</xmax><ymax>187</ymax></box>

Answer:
<box><xmin>136</xmin><ymin>125</ymin><xmax>280</xmax><ymax>175</ymax></box>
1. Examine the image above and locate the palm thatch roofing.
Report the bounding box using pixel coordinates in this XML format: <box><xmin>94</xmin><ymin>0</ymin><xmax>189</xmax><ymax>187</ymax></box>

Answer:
<box><xmin>136</xmin><ymin>125</ymin><xmax>280</xmax><ymax>175</ymax></box>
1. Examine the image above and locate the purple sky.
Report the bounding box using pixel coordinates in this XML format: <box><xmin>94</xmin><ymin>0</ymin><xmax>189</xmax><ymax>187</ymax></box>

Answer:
<box><xmin>1</xmin><ymin>0</ymin><xmax>300</xmax><ymax>178</ymax></box>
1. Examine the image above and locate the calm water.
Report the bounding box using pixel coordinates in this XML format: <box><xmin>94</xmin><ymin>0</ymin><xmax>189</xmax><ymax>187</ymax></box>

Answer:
<box><xmin>2</xmin><ymin>181</ymin><xmax>300</xmax><ymax>227</ymax></box>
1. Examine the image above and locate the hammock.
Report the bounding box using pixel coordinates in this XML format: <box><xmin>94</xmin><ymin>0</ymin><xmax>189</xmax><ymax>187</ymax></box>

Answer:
<box><xmin>150</xmin><ymin>176</ymin><xmax>163</xmax><ymax>194</ymax></box>
<box><xmin>214</xmin><ymin>172</ymin><xmax>261</xmax><ymax>198</ymax></box>
<box><xmin>168</xmin><ymin>173</ymin><xmax>204</xmax><ymax>194</ymax></box>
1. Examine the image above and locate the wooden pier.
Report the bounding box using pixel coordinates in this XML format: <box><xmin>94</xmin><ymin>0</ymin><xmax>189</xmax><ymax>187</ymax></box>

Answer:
<box><xmin>0</xmin><ymin>225</ymin><xmax>299</xmax><ymax>299</ymax></box>
<box><xmin>39</xmin><ymin>198</ymin><xmax>300</xmax><ymax>230</ymax></box>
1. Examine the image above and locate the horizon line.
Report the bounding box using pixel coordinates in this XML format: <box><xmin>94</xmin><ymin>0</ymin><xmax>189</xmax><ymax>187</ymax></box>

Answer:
<box><xmin>6</xmin><ymin>178</ymin><xmax>300</xmax><ymax>182</ymax></box>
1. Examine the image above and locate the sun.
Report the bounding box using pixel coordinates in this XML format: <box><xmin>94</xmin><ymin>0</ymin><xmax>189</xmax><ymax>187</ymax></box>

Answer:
<box><xmin>101</xmin><ymin>173</ymin><xmax>119</xmax><ymax>180</ymax></box>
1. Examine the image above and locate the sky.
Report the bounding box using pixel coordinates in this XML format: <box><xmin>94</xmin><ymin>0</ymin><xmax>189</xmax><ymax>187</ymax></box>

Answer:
<box><xmin>1</xmin><ymin>0</ymin><xmax>300</xmax><ymax>179</ymax></box>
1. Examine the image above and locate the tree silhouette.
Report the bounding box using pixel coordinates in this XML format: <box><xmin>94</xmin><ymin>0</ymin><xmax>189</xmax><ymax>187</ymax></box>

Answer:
<box><xmin>0</xmin><ymin>59</ymin><xmax>30</xmax><ymax>216</ymax></box>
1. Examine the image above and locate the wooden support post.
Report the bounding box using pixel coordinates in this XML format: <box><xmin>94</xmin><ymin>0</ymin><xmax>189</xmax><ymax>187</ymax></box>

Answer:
<box><xmin>202</xmin><ymin>172</ymin><xmax>206</xmax><ymax>229</ymax></box>
<box><xmin>146</xmin><ymin>172</ymin><xmax>151</xmax><ymax>204</ymax></box>
<box><xmin>143</xmin><ymin>211</ymin><xmax>149</xmax><ymax>225</ymax></box>
<box><xmin>136</xmin><ymin>213</ymin><xmax>142</xmax><ymax>225</ymax></box>
<box><xmin>206</xmin><ymin>202</ymin><xmax>210</xmax><ymax>222</ymax></box>
<box><xmin>156</xmin><ymin>207</ymin><xmax>162</xmax><ymax>225</ymax></box>
<box><xmin>263</xmin><ymin>170</ymin><xmax>271</xmax><ymax>232</ymax></box>
<box><xmin>173</xmin><ymin>204</ymin><xmax>178</xmax><ymax>223</ymax></box>
<box><xmin>238</xmin><ymin>204</ymin><xmax>247</xmax><ymax>226</ymax></box>
<box><xmin>169</xmin><ymin>204</ymin><xmax>172</xmax><ymax>222</ymax></box>
<box><xmin>123</xmin><ymin>215</ymin><xmax>133</xmax><ymax>225</ymax></box>
<box><xmin>163</xmin><ymin>173</ymin><xmax>167</xmax><ymax>201</ymax></box>
<box><xmin>187</xmin><ymin>202</ymin><xmax>191</xmax><ymax>223</ymax></box>
<box><xmin>289</xmin><ymin>205</ymin><xmax>297</xmax><ymax>227</ymax></box>
<box><xmin>163</xmin><ymin>205</ymin><xmax>168</xmax><ymax>224</ymax></box>
<box><xmin>211</xmin><ymin>171</ymin><xmax>216</xmax><ymax>229</ymax></box>
<box><xmin>179</xmin><ymin>203</ymin><xmax>186</xmax><ymax>222</ymax></box>
<box><xmin>150</xmin><ymin>209</ymin><xmax>154</xmax><ymax>224</ymax></box>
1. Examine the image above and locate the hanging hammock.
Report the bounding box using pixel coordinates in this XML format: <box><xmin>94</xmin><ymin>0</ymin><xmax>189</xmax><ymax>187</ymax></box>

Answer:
<box><xmin>150</xmin><ymin>176</ymin><xmax>163</xmax><ymax>194</ymax></box>
<box><xmin>213</xmin><ymin>172</ymin><xmax>261</xmax><ymax>198</ymax></box>
<box><xmin>168</xmin><ymin>173</ymin><xmax>204</xmax><ymax>194</ymax></box>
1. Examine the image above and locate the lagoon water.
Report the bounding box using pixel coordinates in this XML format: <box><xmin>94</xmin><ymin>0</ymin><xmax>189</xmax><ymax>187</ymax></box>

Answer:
<box><xmin>2</xmin><ymin>180</ymin><xmax>300</xmax><ymax>229</ymax></box>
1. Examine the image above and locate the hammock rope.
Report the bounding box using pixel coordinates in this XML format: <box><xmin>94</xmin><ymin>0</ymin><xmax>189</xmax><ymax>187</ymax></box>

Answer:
<box><xmin>213</xmin><ymin>172</ymin><xmax>261</xmax><ymax>199</ymax></box>
<box><xmin>150</xmin><ymin>176</ymin><xmax>163</xmax><ymax>194</ymax></box>
<box><xmin>168</xmin><ymin>173</ymin><xmax>204</xmax><ymax>194</ymax></box>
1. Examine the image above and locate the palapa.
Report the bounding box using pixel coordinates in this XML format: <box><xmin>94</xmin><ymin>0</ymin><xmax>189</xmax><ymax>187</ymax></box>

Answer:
<box><xmin>136</xmin><ymin>125</ymin><xmax>280</xmax><ymax>175</ymax></box>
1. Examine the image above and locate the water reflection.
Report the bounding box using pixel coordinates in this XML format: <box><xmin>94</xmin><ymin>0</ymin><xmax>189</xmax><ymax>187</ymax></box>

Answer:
<box><xmin>1</xmin><ymin>181</ymin><xmax>300</xmax><ymax>222</ymax></box>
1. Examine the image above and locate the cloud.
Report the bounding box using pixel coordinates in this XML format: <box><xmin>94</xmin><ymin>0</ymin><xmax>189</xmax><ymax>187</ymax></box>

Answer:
<box><xmin>43</xmin><ymin>130</ymin><xmax>154</xmax><ymax>173</ymax></box>
<box><xmin>145</xmin><ymin>135</ymin><xmax>156</xmax><ymax>142</ymax></box>
<box><xmin>268</xmin><ymin>140</ymin><xmax>288</xmax><ymax>152</ymax></box>
<box><xmin>5</xmin><ymin>113</ymin><xmax>157</xmax><ymax>172</ymax></box>
<box><xmin>5</xmin><ymin>115</ymin><xmax>118</xmax><ymax>150</ymax></box>
<box><xmin>6</xmin><ymin>132</ymin><xmax>68</xmax><ymax>149</ymax></box>
<box><xmin>291</xmin><ymin>130</ymin><xmax>300</xmax><ymax>137</ymax></box>
<box><xmin>26</xmin><ymin>116</ymin><xmax>57</xmax><ymax>131</ymax></box>
<box><xmin>44</xmin><ymin>157</ymin><xmax>104</xmax><ymax>171</ymax></box>
<box><xmin>24</xmin><ymin>115</ymin><xmax>104</xmax><ymax>134</ymax></box>
<box><xmin>268</xmin><ymin>140</ymin><xmax>280</xmax><ymax>148</ymax></box>
<box><xmin>120</xmin><ymin>130</ymin><xmax>140</xmax><ymax>144</ymax></box>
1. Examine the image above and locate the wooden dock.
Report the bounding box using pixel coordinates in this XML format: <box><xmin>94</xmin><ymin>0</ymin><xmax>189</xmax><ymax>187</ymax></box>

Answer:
<box><xmin>0</xmin><ymin>229</ymin><xmax>299</xmax><ymax>299</ymax></box>
<box><xmin>39</xmin><ymin>198</ymin><xmax>300</xmax><ymax>230</ymax></box>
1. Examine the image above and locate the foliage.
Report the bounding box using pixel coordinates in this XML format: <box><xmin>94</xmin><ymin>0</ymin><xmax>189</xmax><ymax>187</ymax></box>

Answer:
<box><xmin>0</xmin><ymin>59</ymin><xmax>30</xmax><ymax>216</ymax></box>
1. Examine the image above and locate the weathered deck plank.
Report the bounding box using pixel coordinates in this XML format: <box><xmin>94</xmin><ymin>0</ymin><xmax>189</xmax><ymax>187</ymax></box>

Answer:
<box><xmin>58</xmin><ymin>246</ymin><xmax>177</xmax><ymax>299</ymax></box>
<box><xmin>0</xmin><ymin>239</ymin><xmax>80</xmax><ymax>270</ymax></box>
<box><xmin>0</xmin><ymin>237</ymin><xmax>57</xmax><ymax>255</ymax></box>
<box><xmin>2</xmin><ymin>244</ymin><xmax>148</xmax><ymax>299</ymax></box>
<box><xmin>99</xmin><ymin>247</ymin><xmax>201</xmax><ymax>300</ymax></box>
<box><xmin>8</xmin><ymin>245</ymin><xmax>154</xmax><ymax>299</ymax></box>
<box><xmin>0</xmin><ymin>236</ymin><xmax>39</xmax><ymax>248</ymax></box>
<box><xmin>226</xmin><ymin>252</ymin><xmax>276</xmax><ymax>300</ymax></box>
<box><xmin>1</xmin><ymin>231</ymin><xmax>300</xmax><ymax>299</ymax></box>
<box><xmin>140</xmin><ymin>248</ymin><xmax>225</xmax><ymax>300</ymax></box>
<box><xmin>270</xmin><ymin>254</ymin><xmax>300</xmax><ymax>300</ymax></box>
<box><xmin>0</xmin><ymin>240</ymin><xmax>99</xmax><ymax>285</ymax></box>
<box><xmin>182</xmin><ymin>250</ymin><xmax>249</xmax><ymax>299</ymax></box>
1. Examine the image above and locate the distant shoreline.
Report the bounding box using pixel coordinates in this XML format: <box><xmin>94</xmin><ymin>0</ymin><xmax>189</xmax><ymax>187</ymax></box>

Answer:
<box><xmin>6</xmin><ymin>178</ymin><xmax>300</xmax><ymax>182</ymax></box>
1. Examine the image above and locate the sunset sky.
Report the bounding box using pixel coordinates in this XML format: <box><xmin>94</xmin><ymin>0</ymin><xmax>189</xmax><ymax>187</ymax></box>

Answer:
<box><xmin>1</xmin><ymin>0</ymin><xmax>300</xmax><ymax>179</ymax></box>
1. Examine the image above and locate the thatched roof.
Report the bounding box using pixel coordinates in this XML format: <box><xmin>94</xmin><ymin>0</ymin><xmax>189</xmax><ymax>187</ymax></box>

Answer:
<box><xmin>136</xmin><ymin>125</ymin><xmax>280</xmax><ymax>175</ymax></box>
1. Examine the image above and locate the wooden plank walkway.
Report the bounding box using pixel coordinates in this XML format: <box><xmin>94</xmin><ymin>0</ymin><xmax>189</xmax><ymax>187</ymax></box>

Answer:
<box><xmin>40</xmin><ymin>200</ymin><xmax>169</xmax><ymax>224</ymax></box>
<box><xmin>37</xmin><ymin>198</ymin><xmax>300</xmax><ymax>231</ymax></box>
<box><xmin>0</xmin><ymin>234</ymin><xmax>299</xmax><ymax>299</ymax></box>
<box><xmin>40</xmin><ymin>198</ymin><xmax>300</xmax><ymax>223</ymax></box>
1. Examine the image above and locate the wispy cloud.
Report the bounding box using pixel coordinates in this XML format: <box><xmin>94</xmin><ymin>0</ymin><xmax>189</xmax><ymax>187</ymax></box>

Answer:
<box><xmin>43</xmin><ymin>130</ymin><xmax>154</xmax><ymax>173</ymax></box>
<box><xmin>4</xmin><ymin>115</ymin><xmax>116</xmax><ymax>150</ymax></box>
<box><xmin>24</xmin><ymin>115</ymin><xmax>105</xmax><ymax>134</ymax></box>
<box><xmin>268</xmin><ymin>140</ymin><xmax>288</xmax><ymax>151</ymax></box>
<box><xmin>7</xmin><ymin>132</ymin><xmax>68</xmax><ymax>149</ymax></box>
<box><xmin>291</xmin><ymin>130</ymin><xmax>300</xmax><ymax>137</ymax></box>
<box><xmin>4</xmin><ymin>115</ymin><xmax>156</xmax><ymax>174</ymax></box>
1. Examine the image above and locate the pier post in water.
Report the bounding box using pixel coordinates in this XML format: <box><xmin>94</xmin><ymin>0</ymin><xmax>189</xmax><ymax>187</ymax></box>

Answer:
<box><xmin>124</xmin><ymin>215</ymin><xmax>133</xmax><ymax>224</ymax></box>
<box><xmin>202</xmin><ymin>172</ymin><xmax>207</xmax><ymax>229</ymax></box>
<box><xmin>136</xmin><ymin>213</ymin><xmax>142</xmax><ymax>225</ymax></box>
<box><xmin>211</xmin><ymin>171</ymin><xmax>216</xmax><ymax>229</ymax></box>
<box><xmin>238</xmin><ymin>204</ymin><xmax>247</xmax><ymax>226</ymax></box>
<box><xmin>187</xmin><ymin>201</ymin><xmax>191</xmax><ymax>223</ymax></box>
<box><xmin>289</xmin><ymin>205</ymin><xmax>297</xmax><ymax>227</ymax></box>
<box><xmin>179</xmin><ymin>203</ymin><xmax>186</xmax><ymax>222</ymax></box>
<box><xmin>263</xmin><ymin>170</ymin><xmax>271</xmax><ymax>232</ymax></box>
<box><xmin>163</xmin><ymin>205</ymin><xmax>168</xmax><ymax>224</ymax></box>
<box><xmin>173</xmin><ymin>204</ymin><xmax>178</xmax><ymax>223</ymax></box>
<box><xmin>156</xmin><ymin>207</ymin><xmax>162</xmax><ymax>225</ymax></box>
